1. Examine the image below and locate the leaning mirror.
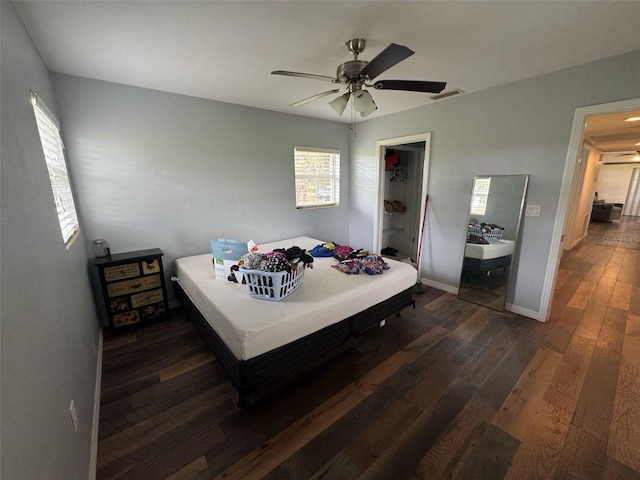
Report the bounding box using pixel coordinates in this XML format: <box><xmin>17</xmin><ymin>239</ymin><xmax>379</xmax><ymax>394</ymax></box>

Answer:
<box><xmin>458</xmin><ymin>175</ymin><xmax>529</xmax><ymax>311</ymax></box>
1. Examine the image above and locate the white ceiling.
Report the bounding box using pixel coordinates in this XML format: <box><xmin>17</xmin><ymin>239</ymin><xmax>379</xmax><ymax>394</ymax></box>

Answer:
<box><xmin>584</xmin><ymin>110</ymin><xmax>640</xmax><ymax>155</ymax></box>
<box><xmin>13</xmin><ymin>1</ymin><xmax>640</xmax><ymax>129</ymax></box>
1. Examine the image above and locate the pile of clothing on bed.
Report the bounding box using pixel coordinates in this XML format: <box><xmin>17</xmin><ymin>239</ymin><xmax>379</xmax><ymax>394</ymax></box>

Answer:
<box><xmin>308</xmin><ymin>242</ymin><xmax>367</xmax><ymax>260</ymax></box>
<box><xmin>309</xmin><ymin>242</ymin><xmax>391</xmax><ymax>276</ymax></box>
<box><xmin>241</xmin><ymin>246</ymin><xmax>313</xmax><ymax>271</ymax></box>
<box><xmin>228</xmin><ymin>246</ymin><xmax>313</xmax><ymax>282</ymax></box>
<box><xmin>226</xmin><ymin>241</ymin><xmax>394</xmax><ymax>281</ymax></box>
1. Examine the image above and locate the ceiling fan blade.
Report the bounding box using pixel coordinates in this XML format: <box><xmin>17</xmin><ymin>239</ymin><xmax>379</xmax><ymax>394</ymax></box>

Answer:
<box><xmin>290</xmin><ymin>89</ymin><xmax>343</xmax><ymax>107</ymax></box>
<box><xmin>373</xmin><ymin>80</ymin><xmax>447</xmax><ymax>94</ymax></box>
<box><xmin>272</xmin><ymin>70</ymin><xmax>336</xmax><ymax>83</ymax></box>
<box><xmin>359</xmin><ymin>43</ymin><xmax>414</xmax><ymax>81</ymax></box>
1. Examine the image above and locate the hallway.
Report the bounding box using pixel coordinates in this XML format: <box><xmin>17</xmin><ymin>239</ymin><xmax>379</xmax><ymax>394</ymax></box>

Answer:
<box><xmin>553</xmin><ymin>216</ymin><xmax>640</xmax><ymax>320</ymax></box>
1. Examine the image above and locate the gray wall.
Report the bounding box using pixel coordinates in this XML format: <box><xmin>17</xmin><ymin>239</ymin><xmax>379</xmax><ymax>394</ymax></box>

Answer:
<box><xmin>1</xmin><ymin>3</ymin><xmax>101</xmax><ymax>479</ymax></box>
<box><xmin>51</xmin><ymin>75</ymin><xmax>351</xmax><ymax>307</ymax></box>
<box><xmin>350</xmin><ymin>49</ymin><xmax>640</xmax><ymax>315</ymax></box>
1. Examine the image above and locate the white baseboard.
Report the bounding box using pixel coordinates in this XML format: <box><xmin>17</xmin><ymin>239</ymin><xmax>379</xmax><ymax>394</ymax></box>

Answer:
<box><xmin>569</xmin><ymin>234</ymin><xmax>586</xmax><ymax>250</ymax></box>
<box><xmin>505</xmin><ymin>303</ymin><xmax>541</xmax><ymax>321</ymax></box>
<box><xmin>569</xmin><ymin>238</ymin><xmax>582</xmax><ymax>250</ymax></box>
<box><xmin>418</xmin><ymin>278</ymin><xmax>458</xmax><ymax>294</ymax></box>
<box><xmin>88</xmin><ymin>330</ymin><xmax>103</xmax><ymax>480</ymax></box>
<box><xmin>418</xmin><ymin>278</ymin><xmax>542</xmax><ymax>322</ymax></box>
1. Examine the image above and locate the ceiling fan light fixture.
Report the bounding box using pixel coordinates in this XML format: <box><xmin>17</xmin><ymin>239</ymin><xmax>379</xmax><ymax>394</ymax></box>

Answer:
<box><xmin>353</xmin><ymin>90</ymin><xmax>377</xmax><ymax>117</ymax></box>
<box><xmin>329</xmin><ymin>93</ymin><xmax>350</xmax><ymax>116</ymax></box>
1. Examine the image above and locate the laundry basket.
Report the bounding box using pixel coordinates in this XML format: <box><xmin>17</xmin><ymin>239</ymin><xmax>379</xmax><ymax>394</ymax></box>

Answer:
<box><xmin>241</xmin><ymin>264</ymin><xmax>305</xmax><ymax>301</ymax></box>
<box><xmin>469</xmin><ymin>224</ymin><xmax>504</xmax><ymax>240</ymax></box>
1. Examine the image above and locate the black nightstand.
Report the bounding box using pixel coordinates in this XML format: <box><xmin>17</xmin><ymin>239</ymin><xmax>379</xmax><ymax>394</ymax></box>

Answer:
<box><xmin>93</xmin><ymin>248</ymin><xmax>169</xmax><ymax>331</ymax></box>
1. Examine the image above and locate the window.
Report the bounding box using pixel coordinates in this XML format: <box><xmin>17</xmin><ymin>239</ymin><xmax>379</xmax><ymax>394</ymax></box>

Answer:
<box><xmin>31</xmin><ymin>91</ymin><xmax>80</xmax><ymax>247</ymax></box>
<box><xmin>470</xmin><ymin>177</ymin><xmax>491</xmax><ymax>216</ymax></box>
<box><xmin>294</xmin><ymin>146</ymin><xmax>340</xmax><ymax>208</ymax></box>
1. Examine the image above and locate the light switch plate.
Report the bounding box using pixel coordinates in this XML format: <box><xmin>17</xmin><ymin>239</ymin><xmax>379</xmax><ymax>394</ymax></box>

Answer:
<box><xmin>526</xmin><ymin>205</ymin><xmax>541</xmax><ymax>217</ymax></box>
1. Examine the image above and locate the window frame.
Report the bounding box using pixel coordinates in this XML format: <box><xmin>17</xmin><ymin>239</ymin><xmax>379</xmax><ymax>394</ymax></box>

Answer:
<box><xmin>31</xmin><ymin>91</ymin><xmax>80</xmax><ymax>248</ymax></box>
<box><xmin>293</xmin><ymin>146</ymin><xmax>341</xmax><ymax>209</ymax></box>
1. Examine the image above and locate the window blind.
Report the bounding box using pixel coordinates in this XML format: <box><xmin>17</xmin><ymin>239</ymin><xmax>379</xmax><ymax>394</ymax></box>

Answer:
<box><xmin>470</xmin><ymin>177</ymin><xmax>491</xmax><ymax>216</ymax></box>
<box><xmin>32</xmin><ymin>92</ymin><xmax>80</xmax><ymax>246</ymax></box>
<box><xmin>294</xmin><ymin>146</ymin><xmax>340</xmax><ymax>208</ymax></box>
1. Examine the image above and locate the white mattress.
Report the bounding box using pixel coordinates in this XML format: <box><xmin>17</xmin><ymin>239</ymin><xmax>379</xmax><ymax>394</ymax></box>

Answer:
<box><xmin>174</xmin><ymin>236</ymin><xmax>417</xmax><ymax>360</ymax></box>
<box><xmin>465</xmin><ymin>239</ymin><xmax>514</xmax><ymax>260</ymax></box>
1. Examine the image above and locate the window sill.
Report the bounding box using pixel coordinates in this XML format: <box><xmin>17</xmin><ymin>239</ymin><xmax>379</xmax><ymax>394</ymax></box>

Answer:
<box><xmin>296</xmin><ymin>203</ymin><xmax>339</xmax><ymax>210</ymax></box>
<box><xmin>64</xmin><ymin>228</ymin><xmax>80</xmax><ymax>250</ymax></box>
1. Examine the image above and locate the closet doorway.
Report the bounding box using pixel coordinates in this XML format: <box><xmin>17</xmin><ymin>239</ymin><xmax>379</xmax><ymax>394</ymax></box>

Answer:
<box><xmin>373</xmin><ymin>133</ymin><xmax>431</xmax><ymax>274</ymax></box>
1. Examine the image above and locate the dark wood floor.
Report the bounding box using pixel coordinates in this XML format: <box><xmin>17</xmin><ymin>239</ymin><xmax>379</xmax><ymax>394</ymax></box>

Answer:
<box><xmin>97</xmin><ymin>218</ymin><xmax>640</xmax><ymax>480</ymax></box>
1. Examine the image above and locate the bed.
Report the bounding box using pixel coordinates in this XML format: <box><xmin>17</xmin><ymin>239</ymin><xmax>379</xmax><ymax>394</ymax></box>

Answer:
<box><xmin>172</xmin><ymin>236</ymin><xmax>417</xmax><ymax>406</ymax></box>
<box><xmin>462</xmin><ymin>239</ymin><xmax>514</xmax><ymax>277</ymax></box>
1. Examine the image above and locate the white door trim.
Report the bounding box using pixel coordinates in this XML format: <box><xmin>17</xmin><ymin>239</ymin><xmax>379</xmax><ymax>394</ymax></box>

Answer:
<box><xmin>539</xmin><ymin>97</ymin><xmax>640</xmax><ymax>322</ymax></box>
<box><xmin>373</xmin><ymin>132</ymin><xmax>432</xmax><ymax>273</ymax></box>
<box><xmin>623</xmin><ymin>167</ymin><xmax>640</xmax><ymax>216</ymax></box>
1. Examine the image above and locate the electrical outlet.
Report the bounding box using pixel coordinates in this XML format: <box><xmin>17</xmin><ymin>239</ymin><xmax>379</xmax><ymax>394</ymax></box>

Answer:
<box><xmin>69</xmin><ymin>400</ymin><xmax>78</xmax><ymax>432</ymax></box>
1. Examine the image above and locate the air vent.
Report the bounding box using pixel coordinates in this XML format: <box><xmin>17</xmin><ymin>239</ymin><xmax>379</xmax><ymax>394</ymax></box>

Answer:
<box><xmin>430</xmin><ymin>88</ymin><xmax>464</xmax><ymax>100</ymax></box>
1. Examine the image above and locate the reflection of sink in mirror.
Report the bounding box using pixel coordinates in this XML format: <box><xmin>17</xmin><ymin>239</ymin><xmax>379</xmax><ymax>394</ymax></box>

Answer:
<box><xmin>458</xmin><ymin>175</ymin><xmax>529</xmax><ymax>311</ymax></box>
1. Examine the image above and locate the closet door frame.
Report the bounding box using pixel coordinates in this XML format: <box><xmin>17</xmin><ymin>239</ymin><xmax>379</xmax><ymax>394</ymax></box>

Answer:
<box><xmin>373</xmin><ymin>132</ymin><xmax>431</xmax><ymax>275</ymax></box>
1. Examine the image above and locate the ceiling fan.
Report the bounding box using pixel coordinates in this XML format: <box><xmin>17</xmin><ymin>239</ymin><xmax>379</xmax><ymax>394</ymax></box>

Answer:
<box><xmin>272</xmin><ymin>38</ymin><xmax>446</xmax><ymax>118</ymax></box>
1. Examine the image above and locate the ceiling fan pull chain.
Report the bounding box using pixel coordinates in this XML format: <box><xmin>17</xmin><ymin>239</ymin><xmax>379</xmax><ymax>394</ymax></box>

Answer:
<box><xmin>350</xmin><ymin>99</ymin><xmax>357</xmax><ymax>137</ymax></box>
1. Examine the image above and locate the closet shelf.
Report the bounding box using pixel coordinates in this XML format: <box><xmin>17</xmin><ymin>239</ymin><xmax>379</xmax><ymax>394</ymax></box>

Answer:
<box><xmin>383</xmin><ymin>228</ymin><xmax>404</xmax><ymax>235</ymax></box>
<box><xmin>384</xmin><ymin>211</ymin><xmax>405</xmax><ymax>216</ymax></box>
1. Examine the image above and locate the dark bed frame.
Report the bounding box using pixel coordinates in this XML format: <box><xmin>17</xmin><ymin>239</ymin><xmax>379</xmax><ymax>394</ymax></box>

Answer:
<box><xmin>174</xmin><ymin>282</ymin><xmax>415</xmax><ymax>406</ymax></box>
<box><xmin>462</xmin><ymin>254</ymin><xmax>512</xmax><ymax>278</ymax></box>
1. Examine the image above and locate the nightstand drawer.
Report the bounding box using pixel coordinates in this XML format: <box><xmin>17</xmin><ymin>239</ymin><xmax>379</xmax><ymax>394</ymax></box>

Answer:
<box><xmin>113</xmin><ymin>310</ymin><xmax>141</xmax><ymax>328</ymax></box>
<box><xmin>131</xmin><ymin>288</ymin><xmax>164</xmax><ymax>308</ymax></box>
<box><xmin>142</xmin><ymin>259</ymin><xmax>160</xmax><ymax>275</ymax></box>
<box><xmin>107</xmin><ymin>274</ymin><xmax>161</xmax><ymax>297</ymax></box>
<box><xmin>103</xmin><ymin>262</ymin><xmax>141</xmax><ymax>281</ymax></box>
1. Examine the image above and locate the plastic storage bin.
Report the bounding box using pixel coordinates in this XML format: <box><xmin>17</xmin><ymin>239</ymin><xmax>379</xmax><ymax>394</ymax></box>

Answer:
<box><xmin>241</xmin><ymin>264</ymin><xmax>305</xmax><ymax>301</ymax></box>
